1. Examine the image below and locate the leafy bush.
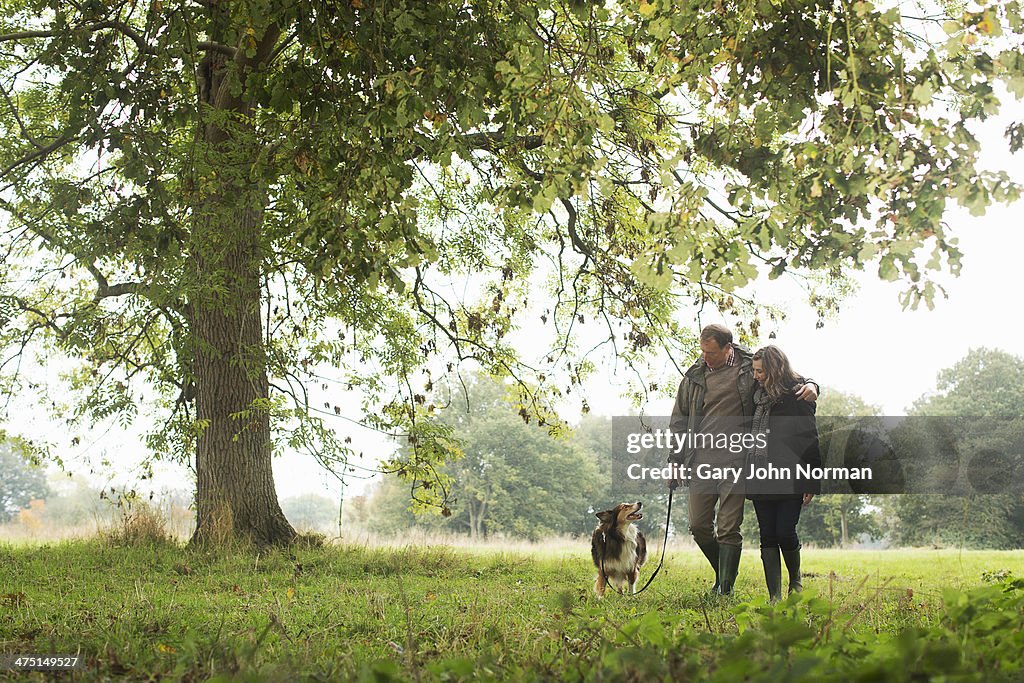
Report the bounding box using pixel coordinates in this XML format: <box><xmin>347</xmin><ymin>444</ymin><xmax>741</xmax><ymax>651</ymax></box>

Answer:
<box><xmin>510</xmin><ymin>579</ymin><xmax>1024</xmax><ymax>683</ymax></box>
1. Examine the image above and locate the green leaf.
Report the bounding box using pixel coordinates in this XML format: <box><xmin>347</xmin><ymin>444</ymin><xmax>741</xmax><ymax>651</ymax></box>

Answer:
<box><xmin>878</xmin><ymin>257</ymin><xmax>899</xmax><ymax>281</ymax></box>
<box><xmin>912</xmin><ymin>81</ymin><xmax>935</xmax><ymax>105</ymax></box>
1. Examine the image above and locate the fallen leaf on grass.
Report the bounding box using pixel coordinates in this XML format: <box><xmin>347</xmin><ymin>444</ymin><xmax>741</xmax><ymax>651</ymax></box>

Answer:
<box><xmin>1</xmin><ymin>592</ymin><xmax>26</xmax><ymax>606</ymax></box>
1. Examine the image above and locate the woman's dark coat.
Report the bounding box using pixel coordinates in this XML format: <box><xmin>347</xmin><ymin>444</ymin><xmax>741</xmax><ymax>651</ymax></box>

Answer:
<box><xmin>747</xmin><ymin>382</ymin><xmax>822</xmax><ymax>500</ymax></box>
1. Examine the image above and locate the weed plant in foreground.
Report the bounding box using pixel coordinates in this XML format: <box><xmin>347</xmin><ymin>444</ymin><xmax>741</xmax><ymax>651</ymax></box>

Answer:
<box><xmin>1</xmin><ymin>541</ymin><xmax>1023</xmax><ymax>681</ymax></box>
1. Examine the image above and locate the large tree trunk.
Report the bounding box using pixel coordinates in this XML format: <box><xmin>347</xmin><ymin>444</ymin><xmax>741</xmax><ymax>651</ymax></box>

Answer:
<box><xmin>188</xmin><ymin>202</ymin><xmax>295</xmax><ymax>546</ymax></box>
<box><xmin>184</xmin><ymin>22</ymin><xmax>294</xmax><ymax>546</ymax></box>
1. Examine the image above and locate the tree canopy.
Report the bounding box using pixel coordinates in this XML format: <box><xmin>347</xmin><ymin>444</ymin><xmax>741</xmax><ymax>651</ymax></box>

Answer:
<box><xmin>883</xmin><ymin>348</ymin><xmax>1024</xmax><ymax>548</ymax></box>
<box><xmin>1</xmin><ymin>0</ymin><xmax>1023</xmax><ymax>543</ymax></box>
<box><xmin>911</xmin><ymin>347</ymin><xmax>1024</xmax><ymax>417</ymax></box>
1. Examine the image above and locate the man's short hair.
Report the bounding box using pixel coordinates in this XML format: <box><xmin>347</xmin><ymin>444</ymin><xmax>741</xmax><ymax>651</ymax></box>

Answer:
<box><xmin>700</xmin><ymin>324</ymin><xmax>733</xmax><ymax>348</ymax></box>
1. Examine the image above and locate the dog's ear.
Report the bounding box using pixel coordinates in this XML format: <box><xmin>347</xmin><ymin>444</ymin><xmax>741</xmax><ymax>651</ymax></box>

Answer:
<box><xmin>595</xmin><ymin>509</ymin><xmax>614</xmax><ymax>524</ymax></box>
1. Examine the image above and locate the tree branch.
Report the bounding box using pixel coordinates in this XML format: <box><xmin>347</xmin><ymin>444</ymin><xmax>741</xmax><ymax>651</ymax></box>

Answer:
<box><xmin>458</xmin><ymin>132</ymin><xmax>544</xmax><ymax>152</ymax></box>
<box><xmin>0</xmin><ymin>133</ymin><xmax>78</xmax><ymax>181</ymax></box>
<box><xmin>0</xmin><ymin>20</ymin><xmax>157</xmax><ymax>56</ymax></box>
<box><xmin>196</xmin><ymin>41</ymin><xmax>237</xmax><ymax>58</ymax></box>
<box><xmin>0</xmin><ymin>85</ymin><xmax>40</xmax><ymax>148</ymax></box>
<box><xmin>558</xmin><ymin>196</ymin><xmax>594</xmax><ymax>264</ymax></box>
<box><xmin>89</xmin><ymin>266</ymin><xmax>146</xmax><ymax>303</ymax></box>
<box><xmin>8</xmin><ymin>296</ymin><xmax>70</xmax><ymax>339</ymax></box>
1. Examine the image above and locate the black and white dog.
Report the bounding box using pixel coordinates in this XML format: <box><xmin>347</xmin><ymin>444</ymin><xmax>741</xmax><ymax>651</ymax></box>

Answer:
<box><xmin>590</xmin><ymin>502</ymin><xmax>647</xmax><ymax>597</ymax></box>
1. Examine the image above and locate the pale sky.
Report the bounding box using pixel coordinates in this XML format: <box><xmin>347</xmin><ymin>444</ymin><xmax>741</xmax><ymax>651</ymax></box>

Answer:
<box><xmin>756</xmin><ymin>205</ymin><xmax>1024</xmax><ymax>415</ymax></box>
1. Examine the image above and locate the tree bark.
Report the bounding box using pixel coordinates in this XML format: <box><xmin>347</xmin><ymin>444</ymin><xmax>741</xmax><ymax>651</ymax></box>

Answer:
<box><xmin>468</xmin><ymin>500</ymin><xmax>479</xmax><ymax>541</ymax></box>
<box><xmin>478</xmin><ymin>498</ymin><xmax>487</xmax><ymax>539</ymax></box>
<box><xmin>188</xmin><ymin>201</ymin><xmax>295</xmax><ymax>546</ymax></box>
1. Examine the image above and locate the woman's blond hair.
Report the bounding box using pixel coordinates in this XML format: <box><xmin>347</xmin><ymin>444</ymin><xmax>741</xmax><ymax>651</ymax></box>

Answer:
<box><xmin>752</xmin><ymin>345</ymin><xmax>803</xmax><ymax>402</ymax></box>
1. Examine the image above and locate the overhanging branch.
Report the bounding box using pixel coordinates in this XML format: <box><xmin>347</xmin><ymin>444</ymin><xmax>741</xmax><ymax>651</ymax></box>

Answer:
<box><xmin>87</xmin><ymin>262</ymin><xmax>145</xmax><ymax>304</ymax></box>
<box><xmin>0</xmin><ymin>20</ymin><xmax>157</xmax><ymax>56</ymax></box>
<box><xmin>406</xmin><ymin>132</ymin><xmax>544</xmax><ymax>161</ymax></box>
<box><xmin>0</xmin><ymin>133</ymin><xmax>78</xmax><ymax>181</ymax></box>
<box><xmin>197</xmin><ymin>41</ymin><xmax>237</xmax><ymax>58</ymax></box>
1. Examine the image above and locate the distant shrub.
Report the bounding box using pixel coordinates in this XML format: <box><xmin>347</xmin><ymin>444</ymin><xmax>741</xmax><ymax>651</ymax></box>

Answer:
<box><xmin>104</xmin><ymin>503</ymin><xmax>173</xmax><ymax>547</ymax></box>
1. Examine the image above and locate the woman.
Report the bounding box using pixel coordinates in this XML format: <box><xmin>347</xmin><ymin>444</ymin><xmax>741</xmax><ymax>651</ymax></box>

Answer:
<box><xmin>748</xmin><ymin>345</ymin><xmax>821</xmax><ymax>602</ymax></box>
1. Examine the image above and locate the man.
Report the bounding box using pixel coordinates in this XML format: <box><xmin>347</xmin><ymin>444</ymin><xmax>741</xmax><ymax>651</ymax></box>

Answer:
<box><xmin>668</xmin><ymin>324</ymin><xmax>818</xmax><ymax>596</ymax></box>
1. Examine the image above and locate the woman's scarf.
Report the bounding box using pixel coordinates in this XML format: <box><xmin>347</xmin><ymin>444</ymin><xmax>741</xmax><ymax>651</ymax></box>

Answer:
<box><xmin>748</xmin><ymin>386</ymin><xmax>774</xmax><ymax>466</ymax></box>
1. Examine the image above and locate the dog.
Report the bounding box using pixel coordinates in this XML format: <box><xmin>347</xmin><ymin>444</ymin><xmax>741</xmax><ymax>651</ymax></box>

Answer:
<box><xmin>590</xmin><ymin>501</ymin><xmax>647</xmax><ymax>597</ymax></box>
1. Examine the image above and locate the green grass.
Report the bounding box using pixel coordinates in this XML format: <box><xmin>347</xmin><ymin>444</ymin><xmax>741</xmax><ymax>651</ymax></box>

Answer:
<box><xmin>1</xmin><ymin>540</ymin><xmax>1023</xmax><ymax>681</ymax></box>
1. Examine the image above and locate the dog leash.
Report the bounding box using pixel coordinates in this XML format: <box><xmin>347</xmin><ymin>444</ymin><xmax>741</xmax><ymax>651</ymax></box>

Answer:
<box><xmin>600</xmin><ymin>488</ymin><xmax>673</xmax><ymax>596</ymax></box>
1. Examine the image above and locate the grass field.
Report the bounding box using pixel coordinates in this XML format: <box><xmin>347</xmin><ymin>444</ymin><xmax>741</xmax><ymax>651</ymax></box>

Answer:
<box><xmin>1</xmin><ymin>538</ymin><xmax>1023</xmax><ymax>681</ymax></box>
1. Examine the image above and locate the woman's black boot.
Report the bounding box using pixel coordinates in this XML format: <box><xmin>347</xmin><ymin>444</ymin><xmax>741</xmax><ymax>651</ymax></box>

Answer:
<box><xmin>760</xmin><ymin>547</ymin><xmax>782</xmax><ymax>602</ymax></box>
<box><xmin>781</xmin><ymin>545</ymin><xmax>802</xmax><ymax>594</ymax></box>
